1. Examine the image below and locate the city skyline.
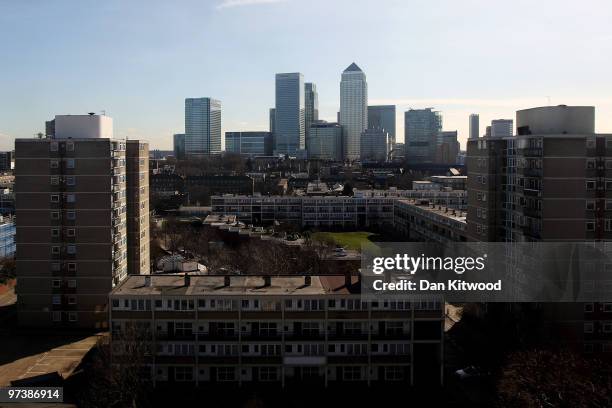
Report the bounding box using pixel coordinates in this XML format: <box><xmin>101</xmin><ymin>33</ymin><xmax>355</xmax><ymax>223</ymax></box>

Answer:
<box><xmin>1</xmin><ymin>0</ymin><xmax>612</xmax><ymax>151</ymax></box>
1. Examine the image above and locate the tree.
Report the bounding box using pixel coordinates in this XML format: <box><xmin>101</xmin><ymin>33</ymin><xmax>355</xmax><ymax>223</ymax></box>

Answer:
<box><xmin>497</xmin><ymin>349</ymin><xmax>612</xmax><ymax>408</ymax></box>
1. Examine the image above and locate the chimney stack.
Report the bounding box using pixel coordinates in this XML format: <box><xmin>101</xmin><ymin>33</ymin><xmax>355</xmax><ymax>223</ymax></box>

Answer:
<box><xmin>224</xmin><ymin>276</ymin><xmax>231</xmax><ymax>287</ymax></box>
<box><xmin>263</xmin><ymin>276</ymin><xmax>271</xmax><ymax>287</ymax></box>
<box><xmin>344</xmin><ymin>272</ymin><xmax>352</xmax><ymax>288</ymax></box>
<box><xmin>304</xmin><ymin>276</ymin><xmax>311</xmax><ymax>286</ymax></box>
<box><xmin>184</xmin><ymin>274</ymin><xmax>191</xmax><ymax>287</ymax></box>
<box><xmin>144</xmin><ymin>276</ymin><xmax>151</xmax><ymax>287</ymax></box>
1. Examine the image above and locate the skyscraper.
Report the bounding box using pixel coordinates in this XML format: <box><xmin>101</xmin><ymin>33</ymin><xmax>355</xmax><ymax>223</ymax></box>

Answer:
<box><xmin>404</xmin><ymin>108</ymin><xmax>442</xmax><ymax>163</ymax></box>
<box><xmin>225</xmin><ymin>132</ymin><xmax>273</xmax><ymax>156</ymax></box>
<box><xmin>360</xmin><ymin>128</ymin><xmax>389</xmax><ymax>162</ymax></box>
<box><xmin>368</xmin><ymin>105</ymin><xmax>396</xmax><ymax>147</ymax></box>
<box><xmin>269</xmin><ymin>108</ymin><xmax>276</xmax><ymax>134</ymax></box>
<box><xmin>274</xmin><ymin>73</ymin><xmax>305</xmax><ymax>155</ymax></box>
<box><xmin>490</xmin><ymin>119</ymin><xmax>513</xmax><ymax>137</ymax></box>
<box><xmin>14</xmin><ymin>114</ymin><xmax>149</xmax><ymax>328</ymax></box>
<box><xmin>340</xmin><ymin>63</ymin><xmax>368</xmax><ymax>161</ymax></box>
<box><xmin>307</xmin><ymin>121</ymin><xmax>343</xmax><ymax>161</ymax></box>
<box><xmin>304</xmin><ymin>83</ymin><xmax>319</xmax><ymax>145</ymax></box>
<box><xmin>469</xmin><ymin>114</ymin><xmax>479</xmax><ymax>139</ymax></box>
<box><xmin>173</xmin><ymin>133</ymin><xmax>185</xmax><ymax>160</ymax></box>
<box><xmin>185</xmin><ymin>97</ymin><xmax>222</xmax><ymax>157</ymax></box>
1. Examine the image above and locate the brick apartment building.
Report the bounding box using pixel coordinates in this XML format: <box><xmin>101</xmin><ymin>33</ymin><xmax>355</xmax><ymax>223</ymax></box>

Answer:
<box><xmin>14</xmin><ymin>114</ymin><xmax>149</xmax><ymax>328</ymax></box>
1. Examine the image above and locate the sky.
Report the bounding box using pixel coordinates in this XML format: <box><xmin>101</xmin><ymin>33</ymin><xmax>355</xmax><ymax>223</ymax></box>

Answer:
<box><xmin>1</xmin><ymin>0</ymin><xmax>612</xmax><ymax>151</ymax></box>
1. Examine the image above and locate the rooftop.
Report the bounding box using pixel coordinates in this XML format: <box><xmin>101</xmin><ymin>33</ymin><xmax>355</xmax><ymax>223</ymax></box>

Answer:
<box><xmin>343</xmin><ymin>62</ymin><xmax>362</xmax><ymax>72</ymax></box>
<box><xmin>111</xmin><ymin>274</ymin><xmax>360</xmax><ymax>296</ymax></box>
<box><xmin>397</xmin><ymin>199</ymin><xmax>467</xmax><ymax>223</ymax></box>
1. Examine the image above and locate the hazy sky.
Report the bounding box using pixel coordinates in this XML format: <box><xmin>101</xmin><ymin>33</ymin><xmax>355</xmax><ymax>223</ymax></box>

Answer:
<box><xmin>1</xmin><ymin>0</ymin><xmax>612</xmax><ymax>150</ymax></box>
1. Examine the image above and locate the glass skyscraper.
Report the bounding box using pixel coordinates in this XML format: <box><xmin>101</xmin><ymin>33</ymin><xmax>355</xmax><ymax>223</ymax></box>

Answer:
<box><xmin>368</xmin><ymin>105</ymin><xmax>396</xmax><ymax>147</ymax></box>
<box><xmin>304</xmin><ymin>83</ymin><xmax>319</xmax><ymax>145</ymax></box>
<box><xmin>274</xmin><ymin>73</ymin><xmax>305</xmax><ymax>155</ymax></box>
<box><xmin>404</xmin><ymin>108</ymin><xmax>442</xmax><ymax>163</ymax></box>
<box><xmin>185</xmin><ymin>97</ymin><xmax>222</xmax><ymax>157</ymax></box>
<box><xmin>225</xmin><ymin>132</ymin><xmax>273</xmax><ymax>156</ymax></box>
<box><xmin>340</xmin><ymin>63</ymin><xmax>368</xmax><ymax>161</ymax></box>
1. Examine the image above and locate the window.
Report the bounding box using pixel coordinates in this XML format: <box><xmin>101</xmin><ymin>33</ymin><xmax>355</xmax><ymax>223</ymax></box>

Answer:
<box><xmin>217</xmin><ymin>367</ymin><xmax>236</xmax><ymax>382</ymax></box>
<box><xmin>586</xmin><ymin>138</ymin><xmax>596</xmax><ymax>148</ymax></box>
<box><xmin>52</xmin><ymin>280</ymin><xmax>61</xmax><ymax>288</ymax></box>
<box><xmin>52</xmin><ymin>295</ymin><xmax>61</xmax><ymax>305</ymax></box>
<box><xmin>586</xmin><ymin>201</ymin><xmax>596</xmax><ymax>211</ymax></box>
<box><xmin>51</xmin><ymin>194</ymin><xmax>60</xmax><ymax>203</ymax></box>
<box><xmin>66</xmin><ymin>194</ymin><xmax>75</xmax><ymax>203</ymax></box>
<box><xmin>66</xmin><ymin>211</ymin><xmax>76</xmax><ymax>220</ymax></box>
<box><xmin>584</xmin><ymin>303</ymin><xmax>594</xmax><ymax>312</ymax></box>
<box><xmin>174</xmin><ymin>366</ymin><xmax>193</xmax><ymax>382</ymax></box>
<box><xmin>67</xmin><ymin>228</ymin><xmax>76</xmax><ymax>237</ymax></box>
<box><xmin>260</xmin><ymin>322</ymin><xmax>277</xmax><ymax>337</ymax></box>
<box><xmin>51</xmin><ymin>246</ymin><xmax>60</xmax><ymax>255</ymax></box>
<box><xmin>52</xmin><ymin>311</ymin><xmax>61</xmax><ymax>322</ymax></box>
<box><xmin>603</xmin><ymin>322</ymin><xmax>612</xmax><ymax>333</ymax></box>
<box><xmin>586</xmin><ymin>159</ymin><xmax>596</xmax><ymax>169</ymax></box>
<box><xmin>66</xmin><ymin>142</ymin><xmax>74</xmax><ymax>151</ymax></box>
<box><xmin>51</xmin><ymin>262</ymin><xmax>60</xmax><ymax>272</ymax></box>
<box><xmin>50</xmin><ymin>142</ymin><xmax>58</xmax><ymax>151</ymax></box>
<box><xmin>51</xmin><ymin>228</ymin><xmax>60</xmax><ymax>238</ymax></box>
<box><xmin>259</xmin><ymin>367</ymin><xmax>278</xmax><ymax>381</ymax></box>
<box><xmin>51</xmin><ymin>176</ymin><xmax>59</xmax><ymax>185</ymax></box>
<box><xmin>607</xmin><ymin>180</ymin><xmax>612</xmax><ymax>191</ymax></box>
<box><xmin>584</xmin><ymin>322</ymin><xmax>594</xmax><ymax>333</ymax></box>
<box><xmin>586</xmin><ymin>180</ymin><xmax>597</xmax><ymax>190</ymax></box>
<box><xmin>51</xmin><ymin>211</ymin><xmax>60</xmax><ymax>220</ymax></box>
<box><xmin>606</xmin><ymin>219</ymin><xmax>612</xmax><ymax>232</ymax></box>
<box><xmin>604</xmin><ymin>303</ymin><xmax>612</xmax><ymax>313</ymax></box>
<box><xmin>66</xmin><ymin>159</ymin><xmax>75</xmax><ymax>169</ymax></box>
<box><xmin>67</xmin><ymin>263</ymin><xmax>77</xmax><ymax>272</ymax></box>
<box><xmin>342</xmin><ymin>366</ymin><xmax>362</xmax><ymax>381</ymax></box>
<box><xmin>66</xmin><ymin>245</ymin><xmax>76</xmax><ymax>255</ymax></box>
<box><xmin>586</xmin><ymin>222</ymin><xmax>596</xmax><ymax>232</ymax></box>
<box><xmin>66</xmin><ymin>176</ymin><xmax>75</xmax><ymax>186</ymax></box>
<box><xmin>50</xmin><ymin>160</ymin><xmax>59</xmax><ymax>168</ymax></box>
<box><xmin>68</xmin><ymin>296</ymin><xmax>76</xmax><ymax>305</ymax></box>
<box><xmin>68</xmin><ymin>280</ymin><xmax>77</xmax><ymax>288</ymax></box>
<box><xmin>385</xmin><ymin>366</ymin><xmax>404</xmax><ymax>381</ymax></box>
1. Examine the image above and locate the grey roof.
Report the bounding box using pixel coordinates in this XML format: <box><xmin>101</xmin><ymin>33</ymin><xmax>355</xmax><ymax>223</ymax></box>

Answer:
<box><xmin>344</xmin><ymin>62</ymin><xmax>362</xmax><ymax>72</ymax></box>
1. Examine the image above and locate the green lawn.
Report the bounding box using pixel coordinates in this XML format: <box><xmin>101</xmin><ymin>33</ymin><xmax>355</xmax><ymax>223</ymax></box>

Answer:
<box><xmin>311</xmin><ymin>231</ymin><xmax>382</xmax><ymax>253</ymax></box>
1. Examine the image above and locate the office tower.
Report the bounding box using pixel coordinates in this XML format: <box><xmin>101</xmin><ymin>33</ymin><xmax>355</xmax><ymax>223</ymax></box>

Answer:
<box><xmin>14</xmin><ymin>114</ymin><xmax>149</xmax><ymax>328</ymax></box>
<box><xmin>469</xmin><ymin>114</ymin><xmax>479</xmax><ymax>139</ymax></box>
<box><xmin>485</xmin><ymin>126</ymin><xmax>492</xmax><ymax>137</ymax></box>
<box><xmin>490</xmin><ymin>119</ymin><xmax>513</xmax><ymax>137</ymax></box>
<box><xmin>340</xmin><ymin>63</ymin><xmax>368</xmax><ymax>161</ymax></box>
<box><xmin>360</xmin><ymin>128</ymin><xmax>389</xmax><ymax>162</ymax></box>
<box><xmin>225</xmin><ymin>132</ymin><xmax>273</xmax><ymax>156</ymax></box>
<box><xmin>304</xmin><ymin>83</ymin><xmax>319</xmax><ymax>144</ymax></box>
<box><xmin>306</xmin><ymin>121</ymin><xmax>343</xmax><ymax>161</ymax></box>
<box><xmin>0</xmin><ymin>151</ymin><xmax>13</xmax><ymax>171</ymax></box>
<box><xmin>404</xmin><ymin>108</ymin><xmax>442</xmax><ymax>164</ymax></box>
<box><xmin>368</xmin><ymin>105</ymin><xmax>396</xmax><ymax>147</ymax></box>
<box><xmin>269</xmin><ymin>108</ymin><xmax>276</xmax><ymax>134</ymax></box>
<box><xmin>185</xmin><ymin>97</ymin><xmax>222</xmax><ymax>157</ymax></box>
<box><xmin>125</xmin><ymin>140</ymin><xmax>150</xmax><ymax>276</ymax></box>
<box><xmin>436</xmin><ymin>131</ymin><xmax>460</xmax><ymax>165</ymax></box>
<box><xmin>274</xmin><ymin>73</ymin><xmax>305</xmax><ymax>155</ymax></box>
<box><xmin>0</xmin><ymin>215</ymin><xmax>15</xmax><ymax>257</ymax></box>
<box><xmin>173</xmin><ymin>133</ymin><xmax>185</xmax><ymax>160</ymax></box>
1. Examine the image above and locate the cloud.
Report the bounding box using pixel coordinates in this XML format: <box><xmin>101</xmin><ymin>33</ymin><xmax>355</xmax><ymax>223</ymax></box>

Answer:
<box><xmin>216</xmin><ymin>0</ymin><xmax>285</xmax><ymax>10</ymax></box>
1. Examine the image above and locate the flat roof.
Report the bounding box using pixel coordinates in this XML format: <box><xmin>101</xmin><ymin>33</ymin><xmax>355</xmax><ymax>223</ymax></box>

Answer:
<box><xmin>111</xmin><ymin>275</ymin><xmax>361</xmax><ymax>296</ymax></box>
<box><xmin>397</xmin><ymin>199</ymin><xmax>467</xmax><ymax>223</ymax></box>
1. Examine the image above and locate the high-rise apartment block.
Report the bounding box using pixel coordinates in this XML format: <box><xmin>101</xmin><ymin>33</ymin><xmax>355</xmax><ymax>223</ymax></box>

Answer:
<box><xmin>173</xmin><ymin>133</ymin><xmax>185</xmax><ymax>160</ymax></box>
<box><xmin>275</xmin><ymin>73</ymin><xmax>305</xmax><ymax>156</ymax></box>
<box><xmin>360</xmin><ymin>128</ymin><xmax>389</xmax><ymax>162</ymax></box>
<box><xmin>404</xmin><ymin>108</ymin><xmax>442</xmax><ymax>164</ymax></box>
<box><xmin>469</xmin><ymin>114</ymin><xmax>479</xmax><ymax>139</ymax></box>
<box><xmin>14</xmin><ymin>114</ymin><xmax>149</xmax><ymax>328</ymax></box>
<box><xmin>225</xmin><ymin>132</ymin><xmax>273</xmax><ymax>156</ymax></box>
<box><xmin>125</xmin><ymin>140</ymin><xmax>150</xmax><ymax>276</ymax></box>
<box><xmin>306</xmin><ymin>121</ymin><xmax>343</xmax><ymax>161</ymax></box>
<box><xmin>340</xmin><ymin>63</ymin><xmax>368</xmax><ymax>161</ymax></box>
<box><xmin>185</xmin><ymin>98</ymin><xmax>222</xmax><ymax>157</ymax></box>
<box><xmin>368</xmin><ymin>105</ymin><xmax>396</xmax><ymax>147</ymax></box>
